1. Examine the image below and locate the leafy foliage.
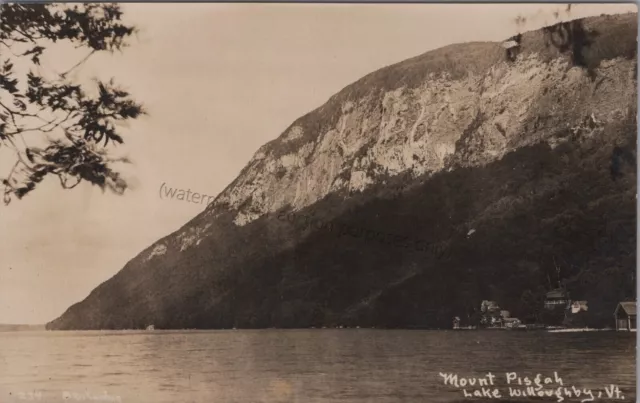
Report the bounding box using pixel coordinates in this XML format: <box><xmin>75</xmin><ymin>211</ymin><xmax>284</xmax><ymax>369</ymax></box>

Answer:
<box><xmin>0</xmin><ymin>3</ymin><xmax>143</xmax><ymax>204</ymax></box>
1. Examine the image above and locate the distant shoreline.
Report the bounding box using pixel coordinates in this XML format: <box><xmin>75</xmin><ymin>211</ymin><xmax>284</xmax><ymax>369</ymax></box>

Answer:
<box><xmin>24</xmin><ymin>326</ymin><xmax>636</xmax><ymax>333</ymax></box>
<box><xmin>0</xmin><ymin>324</ymin><xmax>45</xmax><ymax>332</ymax></box>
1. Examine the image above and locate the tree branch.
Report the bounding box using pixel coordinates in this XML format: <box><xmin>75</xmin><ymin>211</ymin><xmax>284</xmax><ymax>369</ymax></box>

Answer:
<box><xmin>60</xmin><ymin>50</ymin><xmax>96</xmax><ymax>79</ymax></box>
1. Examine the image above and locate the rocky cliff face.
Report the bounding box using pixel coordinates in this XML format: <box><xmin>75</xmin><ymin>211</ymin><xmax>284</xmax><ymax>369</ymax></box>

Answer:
<box><xmin>48</xmin><ymin>13</ymin><xmax>637</xmax><ymax>330</ymax></box>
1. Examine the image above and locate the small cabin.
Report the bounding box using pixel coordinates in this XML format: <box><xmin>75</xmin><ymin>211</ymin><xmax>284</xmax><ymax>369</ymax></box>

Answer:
<box><xmin>614</xmin><ymin>302</ymin><xmax>636</xmax><ymax>331</ymax></box>
<box><xmin>502</xmin><ymin>36</ymin><xmax>521</xmax><ymax>62</ymax></box>
<box><xmin>501</xmin><ymin>40</ymin><xmax>520</xmax><ymax>49</ymax></box>
<box><xmin>478</xmin><ymin>301</ymin><xmax>502</xmax><ymax>327</ymax></box>
<box><xmin>544</xmin><ymin>288</ymin><xmax>570</xmax><ymax>310</ymax></box>
<box><xmin>481</xmin><ymin>300</ymin><xmax>500</xmax><ymax>313</ymax></box>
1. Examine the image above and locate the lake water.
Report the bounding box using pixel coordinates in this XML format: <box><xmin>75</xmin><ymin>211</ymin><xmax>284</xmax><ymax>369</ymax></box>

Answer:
<box><xmin>0</xmin><ymin>330</ymin><xmax>635</xmax><ymax>403</ymax></box>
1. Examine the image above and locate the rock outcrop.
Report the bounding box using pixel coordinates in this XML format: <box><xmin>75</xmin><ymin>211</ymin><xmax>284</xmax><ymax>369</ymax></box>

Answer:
<box><xmin>47</xmin><ymin>13</ymin><xmax>637</xmax><ymax>330</ymax></box>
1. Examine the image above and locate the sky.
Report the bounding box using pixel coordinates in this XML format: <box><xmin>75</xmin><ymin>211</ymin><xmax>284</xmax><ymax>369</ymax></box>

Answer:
<box><xmin>0</xmin><ymin>3</ymin><xmax>635</xmax><ymax>325</ymax></box>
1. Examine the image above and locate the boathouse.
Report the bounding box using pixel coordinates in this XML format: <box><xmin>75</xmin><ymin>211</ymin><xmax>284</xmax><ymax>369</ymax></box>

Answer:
<box><xmin>614</xmin><ymin>302</ymin><xmax>636</xmax><ymax>331</ymax></box>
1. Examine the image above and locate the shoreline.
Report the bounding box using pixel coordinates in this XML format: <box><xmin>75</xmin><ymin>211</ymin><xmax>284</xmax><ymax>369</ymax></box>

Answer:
<box><xmin>6</xmin><ymin>326</ymin><xmax>634</xmax><ymax>333</ymax></box>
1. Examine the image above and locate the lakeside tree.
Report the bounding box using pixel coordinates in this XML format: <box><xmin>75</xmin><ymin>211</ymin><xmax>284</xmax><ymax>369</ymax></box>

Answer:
<box><xmin>0</xmin><ymin>3</ymin><xmax>144</xmax><ymax>205</ymax></box>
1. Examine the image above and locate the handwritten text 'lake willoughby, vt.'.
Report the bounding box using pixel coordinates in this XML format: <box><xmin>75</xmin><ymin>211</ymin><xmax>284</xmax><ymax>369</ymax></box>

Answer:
<box><xmin>439</xmin><ymin>371</ymin><xmax>627</xmax><ymax>402</ymax></box>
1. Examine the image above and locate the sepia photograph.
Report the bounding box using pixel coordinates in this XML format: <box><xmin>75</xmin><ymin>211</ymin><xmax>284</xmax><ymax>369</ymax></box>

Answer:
<box><xmin>0</xmin><ymin>2</ymin><xmax>637</xmax><ymax>402</ymax></box>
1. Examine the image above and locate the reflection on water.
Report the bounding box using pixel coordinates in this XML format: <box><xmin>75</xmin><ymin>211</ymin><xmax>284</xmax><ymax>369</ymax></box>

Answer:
<box><xmin>0</xmin><ymin>330</ymin><xmax>635</xmax><ymax>403</ymax></box>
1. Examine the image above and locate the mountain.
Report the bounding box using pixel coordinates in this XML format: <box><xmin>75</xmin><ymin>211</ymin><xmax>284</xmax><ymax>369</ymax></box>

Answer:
<box><xmin>47</xmin><ymin>13</ymin><xmax>637</xmax><ymax>330</ymax></box>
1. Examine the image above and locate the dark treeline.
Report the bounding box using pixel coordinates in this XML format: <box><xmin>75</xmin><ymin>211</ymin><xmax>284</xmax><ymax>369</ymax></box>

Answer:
<box><xmin>49</xmin><ymin>109</ymin><xmax>635</xmax><ymax>331</ymax></box>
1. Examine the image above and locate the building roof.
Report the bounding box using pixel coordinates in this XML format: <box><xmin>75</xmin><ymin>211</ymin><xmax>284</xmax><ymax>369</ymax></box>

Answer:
<box><xmin>481</xmin><ymin>300</ymin><xmax>500</xmax><ymax>311</ymax></box>
<box><xmin>571</xmin><ymin>301</ymin><xmax>588</xmax><ymax>313</ymax></box>
<box><xmin>616</xmin><ymin>302</ymin><xmax>637</xmax><ymax>316</ymax></box>
<box><xmin>546</xmin><ymin>288</ymin><xmax>568</xmax><ymax>299</ymax></box>
<box><xmin>501</xmin><ymin>40</ymin><xmax>520</xmax><ymax>49</ymax></box>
